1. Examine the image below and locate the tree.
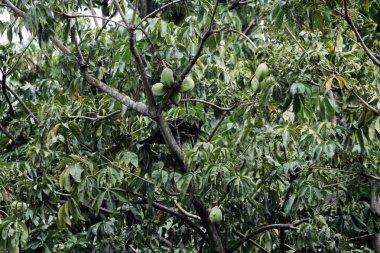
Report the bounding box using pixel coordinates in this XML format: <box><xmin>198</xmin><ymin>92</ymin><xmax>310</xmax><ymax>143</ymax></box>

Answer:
<box><xmin>0</xmin><ymin>0</ymin><xmax>379</xmax><ymax>252</ymax></box>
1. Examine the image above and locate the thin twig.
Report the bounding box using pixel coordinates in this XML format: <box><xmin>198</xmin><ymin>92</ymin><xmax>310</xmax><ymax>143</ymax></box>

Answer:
<box><xmin>174</xmin><ymin>200</ymin><xmax>201</xmax><ymax>220</ymax></box>
<box><xmin>352</xmin><ymin>91</ymin><xmax>380</xmax><ymax>115</ymax></box>
<box><xmin>182</xmin><ymin>98</ymin><xmax>235</xmax><ymax>111</ymax></box>
<box><xmin>234</xmin><ymin>230</ymin><xmax>270</xmax><ymax>253</ymax></box>
<box><xmin>137</xmin><ymin>0</ymin><xmax>184</xmax><ymax>28</ymax></box>
<box><xmin>87</xmin><ymin>0</ymin><xmax>99</xmax><ymax>27</ymax></box>
<box><xmin>228</xmin><ymin>219</ymin><xmax>308</xmax><ymax>252</ymax></box>
<box><xmin>6</xmin><ymin>36</ymin><xmax>35</xmax><ymax>75</ymax></box>
<box><xmin>226</xmin><ymin>28</ymin><xmax>257</xmax><ymax>49</ymax></box>
<box><xmin>284</xmin><ymin>25</ymin><xmax>308</xmax><ymax>55</ymax></box>
<box><xmin>207</xmin><ymin>105</ymin><xmax>236</xmax><ymax>142</ymax></box>
<box><xmin>5</xmin><ymin>85</ymin><xmax>39</xmax><ymax>124</ymax></box>
<box><xmin>112</xmin><ymin>0</ymin><xmax>129</xmax><ymax>26</ymax></box>
<box><xmin>0</xmin><ymin>122</ymin><xmax>17</xmax><ymax>143</ymax></box>
<box><xmin>62</xmin><ymin>13</ymin><xmax>127</xmax><ymax>28</ymax></box>
<box><xmin>66</xmin><ymin>110</ymin><xmax>120</xmax><ymax>121</ymax></box>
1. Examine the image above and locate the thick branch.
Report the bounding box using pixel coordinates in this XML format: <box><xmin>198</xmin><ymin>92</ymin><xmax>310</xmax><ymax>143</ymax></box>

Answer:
<box><xmin>156</xmin><ymin>115</ymin><xmax>186</xmax><ymax>169</ymax></box>
<box><xmin>2</xmin><ymin>0</ymin><xmax>25</xmax><ymax>16</ymax></box>
<box><xmin>81</xmin><ymin>70</ymin><xmax>151</xmax><ymax>116</ymax></box>
<box><xmin>192</xmin><ymin>196</ymin><xmax>225</xmax><ymax>253</ymax></box>
<box><xmin>227</xmin><ymin>219</ymin><xmax>308</xmax><ymax>252</ymax></box>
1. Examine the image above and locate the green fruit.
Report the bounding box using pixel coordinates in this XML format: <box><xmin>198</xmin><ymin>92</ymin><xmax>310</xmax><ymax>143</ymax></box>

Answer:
<box><xmin>151</xmin><ymin>83</ymin><xmax>166</xmax><ymax>96</ymax></box>
<box><xmin>172</xmin><ymin>92</ymin><xmax>182</xmax><ymax>105</ymax></box>
<box><xmin>180</xmin><ymin>77</ymin><xmax>195</xmax><ymax>93</ymax></box>
<box><xmin>260</xmin><ymin>78</ymin><xmax>271</xmax><ymax>90</ymax></box>
<box><xmin>255</xmin><ymin>63</ymin><xmax>269</xmax><ymax>82</ymax></box>
<box><xmin>160</xmin><ymin>67</ymin><xmax>175</xmax><ymax>86</ymax></box>
<box><xmin>209</xmin><ymin>206</ymin><xmax>223</xmax><ymax>224</ymax></box>
<box><xmin>251</xmin><ymin>77</ymin><xmax>260</xmax><ymax>94</ymax></box>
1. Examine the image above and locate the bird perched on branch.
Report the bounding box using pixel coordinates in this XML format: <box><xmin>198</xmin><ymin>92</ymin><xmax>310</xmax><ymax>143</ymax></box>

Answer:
<box><xmin>139</xmin><ymin>118</ymin><xmax>203</xmax><ymax>145</ymax></box>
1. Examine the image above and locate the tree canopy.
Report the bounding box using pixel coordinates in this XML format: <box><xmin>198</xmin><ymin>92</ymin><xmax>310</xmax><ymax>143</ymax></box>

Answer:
<box><xmin>0</xmin><ymin>0</ymin><xmax>380</xmax><ymax>252</ymax></box>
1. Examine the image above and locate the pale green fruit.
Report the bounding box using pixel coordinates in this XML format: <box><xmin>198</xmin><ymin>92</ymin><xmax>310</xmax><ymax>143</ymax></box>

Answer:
<box><xmin>180</xmin><ymin>77</ymin><xmax>195</xmax><ymax>93</ymax></box>
<box><xmin>160</xmin><ymin>67</ymin><xmax>175</xmax><ymax>86</ymax></box>
<box><xmin>172</xmin><ymin>92</ymin><xmax>182</xmax><ymax>105</ymax></box>
<box><xmin>260</xmin><ymin>78</ymin><xmax>272</xmax><ymax>90</ymax></box>
<box><xmin>209</xmin><ymin>206</ymin><xmax>223</xmax><ymax>224</ymax></box>
<box><xmin>151</xmin><ymin>83</ymin><xmax>166</xmax><ymax>96</ymax></box>
<box><xmin>255</xmin><ymin>63</ymin><xmax>269</xmax><ymax>82</ymax></box>
<box><xmin>251</xmin><ymin>77</ymin><xmax>260</xmax><ymax>94</ymax></box>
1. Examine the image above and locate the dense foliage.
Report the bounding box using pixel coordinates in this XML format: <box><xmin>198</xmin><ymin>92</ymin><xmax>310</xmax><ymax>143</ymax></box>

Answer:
<box><xmin>0</xmin><ymin>0</ymin><xmax>380</xmax><ymax>252</ymax></box>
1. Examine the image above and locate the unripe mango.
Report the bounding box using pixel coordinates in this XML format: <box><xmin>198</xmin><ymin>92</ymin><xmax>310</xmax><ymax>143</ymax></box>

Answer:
<box><xmin>255</xmin><ymin>63</ymin><xmax>269</xmax><ymax>82</ymax></box>
<box><xmin>172</xmin><ymin>92</ymin><xmax>182</xmax><ymax>105</ymax></box>
<box><xmin>209</xmin><ymin>206</ymin><xmax>223</xmax><ymax>224</ymax></box>
<box><xmin>251</xmin><ymin>77</ymin><xmax>260</xmax><ymax>94</ymax></box>
<box><xmin>152</xmin><ymin>83</ymin><xmax>166</xmax><ymax>96</ymax></box>
<box><xmin>180</xmin><ymin>77</ymin><xmax>195</xmax><ymax>93</ymax></box>
<box><xmin>160</xmin><ymin>67</ymin><xmax>174</xmax><ymax>86</ymax></box>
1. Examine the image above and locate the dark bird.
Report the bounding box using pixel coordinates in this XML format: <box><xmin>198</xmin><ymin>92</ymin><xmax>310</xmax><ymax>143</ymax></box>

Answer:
<box><xmin>140</xmin><ymin>118</ymin><xmax>203</xmax><ymax>145</ymax></box>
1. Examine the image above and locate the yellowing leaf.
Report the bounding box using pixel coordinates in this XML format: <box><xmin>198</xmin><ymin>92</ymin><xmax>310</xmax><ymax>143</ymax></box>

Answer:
<box><xmin>324</xmin><ymin>78</ymin><xmax>334</xmax><ymax>91</ymax></box>
<box><xmin>335</xmin><ymin>75</ymin><xmax>350</xmax><ymax>90</ymax></box>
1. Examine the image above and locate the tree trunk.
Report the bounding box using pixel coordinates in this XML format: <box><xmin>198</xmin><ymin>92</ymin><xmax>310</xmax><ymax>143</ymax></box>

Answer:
<box><xmin>137</xmin><ymin>0</ymin><xmax>155</xmax><ymax>18</ymax></box>
<box><xmin>370</xmin><ymin>179</ymin><xmax>380</xmax><ymax>253</ymax></box>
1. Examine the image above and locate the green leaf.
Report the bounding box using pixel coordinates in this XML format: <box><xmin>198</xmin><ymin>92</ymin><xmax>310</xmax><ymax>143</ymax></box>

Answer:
<box><xmin>284</xmin><ymin>195</ymin><xmax>296</xmax><ymax>215</ymax></box>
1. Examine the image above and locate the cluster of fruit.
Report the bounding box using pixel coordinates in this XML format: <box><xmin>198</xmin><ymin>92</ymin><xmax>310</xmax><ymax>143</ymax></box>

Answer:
<box><xmin>152</xmin><ymin>68</ymin><xmax>195</xmax><ymax>104</ymax></box>
<box><xmin>251</xmin><ymin>63</ymin><xmax>270</xmax><ymax>94</ymax></box>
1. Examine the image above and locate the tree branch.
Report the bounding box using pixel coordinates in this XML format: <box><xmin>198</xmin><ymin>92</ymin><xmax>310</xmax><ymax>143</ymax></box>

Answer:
<box><xmin>136</xmin><ymin>0</ymin><xmax>185</xmax><ymax>28</ymax></box>
<box><xmin>156</xmin><ymin>115</ymin><xmax>186</xmax><ymax>170</ymax></box>
<box><xmin>112</xmin><ymin>0</ymin><xmax>129</xmax><ymax>26</ymax></box>
<box><xmin>160</xmin><ymin>0</ymin><xmax>220</xmax><ymax>109</ymax></box>
<box><xmin>182</xmin><ymin>99</ymin><xmax>235</xmax><ymax>111</ymax></box>
<box><xmin>81</xmin><ymin>70</ymin><xmax>151</xmax><ymax>116</ymax></box>
<box><xmin>0</xmin><ymin>122</ymin><xmax>17</xmax><ymax>143</ymax></box>
<box><xmin>233</xmin><ymin>230</ymin><xmax>269</xmax><ymax>253</ymax></box>
<box><xmin>207</xmin><ymin>105</ymin><xmax>236</xmax><ymax>142</ymax></box>
<box><xmin>228</xmin><ymin>0</ymin><xmax>253</xmax><ymax>10</ymax></box>
<box><xmin>67</xmin><ymin>110</ymin><xmax>120</xmax><ymax>121</ymax></box>
<box><xmin>2</xmin><ymin>0</ymin><xmax>25</xmax><ymax>16</ymax></box>
<box><xmin>335</xmin><ymin>1</ymin><xmax>380</xmax><ymax>67</ymax></box>
<box><xmin>174</xmin><ymin>200</ymin><xmax>201</xmax><ymax>220</ymax></box>
<box><xmin>225</xmin><ymin>28</ymin><xmax>257</xmax><ymax>50</ymax></box>
<box><xmin>227</xmin><ymin>219</ymin><xmax>308</xmax><ymax>252</ymax></box>
<box><xmin>352</xmin><ymin>91</ymin><xmax>380</xmax><ymax>115</ymax></box>
<box><xmin>6</xmin><ymin>36</ymin><xmax>35</xmax><ymax>75</ymax></box>
<box><xmin>129</xmin><ymin>192</ymin><xmax>209</xmax><ymax>243</ymax></box>
<box><xmin>87</xmin><ymin>0</ymin><xmax>99</xmax><ymax>27</ymax></box>
<box><xmin>62</xmin><ymin>13</ymin><xmax>127</xmax><ymax>28</ymax></box>
<box><xmin>192</xmin><ymin>196</ymin><xmax>225</xmax><ymax>253</ymax></box>
<box><xmin>5</xmin><ymin>84</ymin><xmax>39</xmax><ymax>124</ymax></box>
<box><xmin>127</xmin><ymin>27</ymin><xmax>157</xmax><ymax>110</ymax></box>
